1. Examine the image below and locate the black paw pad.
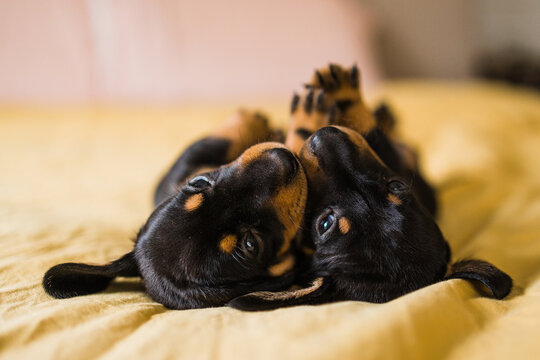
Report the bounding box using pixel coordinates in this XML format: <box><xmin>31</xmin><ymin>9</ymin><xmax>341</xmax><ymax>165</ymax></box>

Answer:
<box><xmin>291</xmin><ymin>93</ymin><xmax>300</xmax><ymax>114</ymax></box>
<box><xmin>350</xmin><ymin>65</ymin><xmax>359</xmax><ymax>88</ymax></box>
<box><xmin>304</xmin><ymin>89</ymin><xmax>314</xmax><ymax>113</ymax></box>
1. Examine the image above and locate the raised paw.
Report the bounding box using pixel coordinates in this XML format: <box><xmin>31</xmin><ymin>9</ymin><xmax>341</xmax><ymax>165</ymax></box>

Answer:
<box><xmin>285</xmin><ymin>89</ymin><xmax>336</xmax><ymax>154</ymax></box>
<box><xmin>216</xmin><ymin>109</ymin><xmax>278</xmax><ymax>161</ymax></box>
<box><xmin>306</xmin><ymin>63</ymin><xmax>376</xmax><ymax>134</ymax></box>
<box><xmin>307</xmin><ymin>63</ymin><xmax>360</xmax><ymax>105</ymax></box>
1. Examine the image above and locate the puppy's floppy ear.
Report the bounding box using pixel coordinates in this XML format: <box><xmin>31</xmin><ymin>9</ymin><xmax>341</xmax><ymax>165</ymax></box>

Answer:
<box><xmin>445</xmin><ymin>259</ymin><xmax>513</xmax><ymax>299</ymax></box>
<box><xmin>228</xmin><ymin>276</ymin><xmax>329</xmax><ymax>311</ymax></box>
<box><xmin>43</xmin><ymin>251</ymin><xmax>140</xmax><ymax>299</ymax></box>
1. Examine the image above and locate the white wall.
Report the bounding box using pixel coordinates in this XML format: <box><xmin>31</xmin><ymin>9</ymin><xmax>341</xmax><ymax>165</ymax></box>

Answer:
<box><xmin>362</xmin><ymin>0</ymin><xmax>540</xmax><ymax>78</ymax></box>
<box><xmin>475</xmin><ymin>0</ymin><xmax>540</xmax><ymax>54</ymax></box>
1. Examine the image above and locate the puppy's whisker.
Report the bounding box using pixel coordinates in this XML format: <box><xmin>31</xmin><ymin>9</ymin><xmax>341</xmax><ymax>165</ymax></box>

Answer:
<box><xmin>232</xmin><ymin>252</ymin><xmax>250</xmax><ymax>270</ymax></box>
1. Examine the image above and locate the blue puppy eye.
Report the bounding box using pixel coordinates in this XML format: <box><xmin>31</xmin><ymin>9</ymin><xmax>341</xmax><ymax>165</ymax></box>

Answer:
<box><xmin>243</xmin><ymin>234</ymin><xmax>259</xmax><ymax>257</ymax></box>
<box><xmin>318</xmin><ymin>213</ymin><xmax>335</xmax><ymax>235</ymax></box>
<box><xmin>188</xmin><ymin>176</ymin><xmax>211</xmax><ymax>189</ymax></box>
<box><xmin>245</xmin><ymin>237</ymin><xmax>256</xmax><ymax>253</ymax></box>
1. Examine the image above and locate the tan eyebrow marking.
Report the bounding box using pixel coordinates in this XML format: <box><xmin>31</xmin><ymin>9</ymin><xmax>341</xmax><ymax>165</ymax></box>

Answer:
<box><xmin>388</xmin><ymin>193</ymin><xmax>402</xmax><ymax>205</ymax></box>
<box><xmin>184</xmin><ymin>193</ymin><xmax>204</xmax><ymax>211</ymax></box>
<box><xmin>338</xmin><ymin>217</ymin><xmax>351</xmax><ymax>235</ymax></box>
<box><xmin>219</xmin><ymin>234</ymin><xmax>237</xmax><ymax>253</ymax></box>
<box><xmin>268</xmin><ymin>254</ymin><xmax>295</xmax><ymax>276</ymax></box>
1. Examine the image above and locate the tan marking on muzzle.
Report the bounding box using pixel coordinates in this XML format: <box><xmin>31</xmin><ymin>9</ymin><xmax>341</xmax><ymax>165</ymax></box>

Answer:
<box><xmin>268</xmin><ymin>254</ymin><xmax>295</xmax><ymax>276</ymax></box>
<box><xmin>388</xmin><ymin>193</ymin><xmax>402</xmax><ymax>206</ymax></box>
<box><xmin>338</xmin><ymin>217</ymin><xmax>351</xmax><ymax>235</ymax></box>
<box><xmin>219</xmin><ymin>234</ymin><xmax>237</xmax><ymax>253</ymax></box>
<box><xmin>271</xmin><ymin>168</ymin><xmax>308</xmax><ymax>256</ymax></box>
<box><xmin>298</xmin><ymin>141</ymin><xmax>322</xmax><ymax>182</ymax></box>
<box><xmin>184</xmin><ymin>193</ymin><xmax>204</xmax><ymax>211</ymax></box>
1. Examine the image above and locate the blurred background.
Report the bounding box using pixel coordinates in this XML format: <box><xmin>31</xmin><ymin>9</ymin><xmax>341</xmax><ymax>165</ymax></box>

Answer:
<box><xmin>0</xmin><ymin>0</ymin><xmax>538</xmax><ymax>104</ymax></box>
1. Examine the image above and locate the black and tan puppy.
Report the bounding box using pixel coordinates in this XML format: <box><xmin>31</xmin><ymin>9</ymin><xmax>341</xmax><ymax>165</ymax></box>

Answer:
<box><xmin>43</xmin><ymin>110</ymin><xmax>308</xmax><ymax>309</ymax></box>
<box><xmin>229</xmin><ymin>65</ymin><xmax>512</xmax><ymax>310</ymax></box>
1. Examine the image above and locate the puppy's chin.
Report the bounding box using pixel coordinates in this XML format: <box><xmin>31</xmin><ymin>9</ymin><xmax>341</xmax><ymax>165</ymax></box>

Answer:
<box><xmin>136</xmin><ymin>255</ymin><xmax>296</xmax><ymax>310</ymax></box>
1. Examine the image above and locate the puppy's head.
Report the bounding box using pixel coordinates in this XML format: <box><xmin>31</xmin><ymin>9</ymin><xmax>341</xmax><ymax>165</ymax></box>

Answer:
<box><xmin>299</xmin><ymin>126</ymin><xmax>450</xmax><ymax>299</ymax></box>
<box><xmin>229</xmin><ymin>126</ymin><xmax>512</xmax><ymax>310</ymax></box>
<box><xmin>43</xmin><ymin>142</ymin><xmax>308</xmax><ymax>309</ymax></box>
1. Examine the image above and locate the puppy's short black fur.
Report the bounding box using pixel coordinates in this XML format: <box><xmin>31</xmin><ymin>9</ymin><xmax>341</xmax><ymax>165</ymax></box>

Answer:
<box><xmin>43</xmin><ymin>110</ymin><xmax>308</xmax><ymax>309</ymax></box>
<box><xmin>229</xmin><ymin>65</ymin><xmax>512</xmax><ymax>310</ymax></box>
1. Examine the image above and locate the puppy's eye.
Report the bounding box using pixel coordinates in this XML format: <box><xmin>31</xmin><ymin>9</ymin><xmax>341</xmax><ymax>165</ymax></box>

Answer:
<box><xmin>188</xmin><ymin>176</ymin><xmax>212</xmax><ymax>189</ymax></box>
<box><xmin>387</xmin><ymin>179</ymin><xmax>408</xmax><ymax>193</ymax></box>
<box><xmin>318</xmin><ymin>212</ymin><xmax>336</xmax><ymax>235</ymax></box>
<box><xmin>242</xmin><ymin>233</ymin><xmax>260</xmax><ymax>258</ymax></box>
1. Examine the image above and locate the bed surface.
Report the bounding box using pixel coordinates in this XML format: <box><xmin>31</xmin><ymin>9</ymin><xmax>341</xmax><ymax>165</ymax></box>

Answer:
<box><xmin>1</xmin><ymin>81</ymin><xmax>540</xmax><ymax>359</ymax></box>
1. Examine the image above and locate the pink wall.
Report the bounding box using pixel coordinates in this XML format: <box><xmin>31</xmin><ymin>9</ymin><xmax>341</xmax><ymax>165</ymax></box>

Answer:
<box><xmin>0</xmin><ymin>0</ymin><xmax>381</xmax><ymax>103</ymax></box>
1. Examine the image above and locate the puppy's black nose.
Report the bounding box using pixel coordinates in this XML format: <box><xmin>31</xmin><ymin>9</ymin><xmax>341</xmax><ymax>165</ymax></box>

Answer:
<box><xmin>267</xmin><ymin>148</ymin><xmax>298</xmax><ymax>183</ymax></box>
<box><xmin>309</xmin><ymin>126</ymin><xmax>344</xmax><ymax>154</ymax></box>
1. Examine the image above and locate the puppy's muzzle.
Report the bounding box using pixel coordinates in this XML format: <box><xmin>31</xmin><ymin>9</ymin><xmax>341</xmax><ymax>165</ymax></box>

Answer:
<box><xmin>308</xmin><ymin>126</ymin><xmax>345</xmax><ymax>155</ymax></box>
<box><xmin>266</xmin><ymin>148</ymin><xmax>299</xmax><ymax>184</ymax></box>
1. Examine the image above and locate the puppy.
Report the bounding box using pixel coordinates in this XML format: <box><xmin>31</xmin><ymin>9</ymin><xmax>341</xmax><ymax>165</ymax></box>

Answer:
<box><xmin>43</xmin><ymin>110</ymin><xmax>308</xmax><ymax>309</ymax></box>
<box><xmin>229</xmin><ymin>65</ymin><xmax>512</xmax><ymax>310</ymax></box>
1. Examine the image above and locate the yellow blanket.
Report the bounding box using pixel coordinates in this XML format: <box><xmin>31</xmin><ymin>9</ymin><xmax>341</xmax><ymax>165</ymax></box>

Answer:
<box><xmin>1</xmin><ymin>81</ymin><xmax>539</xmax><ymax>360</ymax></box>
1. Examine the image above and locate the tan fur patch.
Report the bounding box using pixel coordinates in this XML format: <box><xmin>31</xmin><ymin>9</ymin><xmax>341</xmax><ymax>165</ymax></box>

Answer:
<box><xmin>302</xmin><ymin>246</ymin><xmax>315</xmax><ymax>256</ymax></box>
<box><xmin>298</xmin><ymin>142</ymin><xmax>322</xmax><ymax>183</ymax></box>
<box><xmin>284</xmin><ymin>135</ymin><xmax>306</xmax><ymax>156</ymax></box>
<box><xmin>271</xmin><ymin>168</ymin><xmax>308</xmax><ymax>256</ymax></box>
<box><xmin>341</xmin><ymin>102</ymin><xmax>377</xmax><ymax>134</ymax></box>
<box><xmin>219</xmin><ymin>234</ymin><xmax>237</xmax><ymax>253</ymax></box>
<box><xmin>338</xmin><ymin>217</ymin><xmax>351</xmax><ymax>235</ymax></box>
<box><xmin>238</xmin><ymin>142</ymin><xmax>286</xmax><ymax>166</ymax></box>
<box><xmin>184</xmin><ymin>193</ymin><xmax>204</xmax><ymax>211</ymax></box>
<box><xmin>212</xmin><ymin>110</ymin><xmax>274</xmax><ymax>162</ymax></box>
<box><xmin>268</xmin><ymin>254</ymin><xmax>295</xmax><ymax>276</ymax></box>
<box><xmin>248</xmin><ymin>277</ymin><xmax>324</xmax><ymax>301</ymax></box>
<box><xmin>388</xmin><ymin>193</ymin><xmax>402</xmax><ymax>205</ymax></box>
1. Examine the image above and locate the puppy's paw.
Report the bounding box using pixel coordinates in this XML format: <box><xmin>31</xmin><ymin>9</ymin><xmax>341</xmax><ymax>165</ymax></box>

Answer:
<box><xmin>217</xmin><ymin>109</ymin><xmax>279</xmax><ymax>161</ymax></box>
<box><xmin>285</xmin><ymin>89</ymin><xmax>337</xmax><ymax>154</ymax></box>
<box><xmin>306</xmin><ymin>64</ymin><xmax>376</xmax><ymax>134</ymax></box>
<box><xmin>308</xmin><ymin>64</ymin><xmax>360</xmax><ymax>107</ymax></box>
<box><xmin>224</xmin><ymin>109</ymin><xmax>271</xmax><ymax>137</ymax></box>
